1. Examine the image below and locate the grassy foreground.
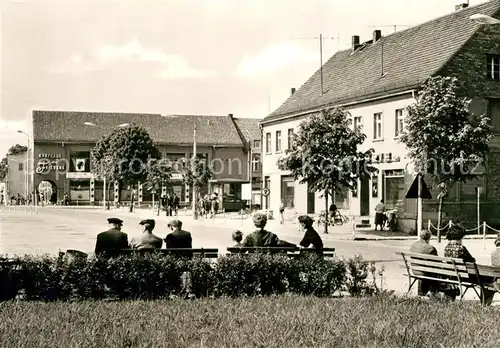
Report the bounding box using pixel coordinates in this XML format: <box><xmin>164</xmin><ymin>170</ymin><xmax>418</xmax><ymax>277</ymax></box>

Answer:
<box><xmin>1</xmin><ymin>295</ymin><xmax>499</xmax><ymax>348</ymax></box>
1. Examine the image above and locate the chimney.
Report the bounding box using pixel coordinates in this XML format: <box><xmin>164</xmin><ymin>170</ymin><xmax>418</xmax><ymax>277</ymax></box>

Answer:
<box><xmin>455</xmin><ymin>3</ymin><xmax>468</xmax><ymax>11</ymax></box>
<box><xmin>352</xmin><ymin>35</ymin><xmax>360</xmax><ymax>50</ymax></box>
<box><xmin>228</xmin><ymin>113</ymin><xmax>233</xmax><ymax>118</ymax></box>
<box><xmin>291</xmin><ymin>88</ymin><xmax>296</xmax><ymax>95</ymax></box>
<box><xmin>373</xmin><ymin>30</ymin><xmax>382</xmax><ymax>43</ymax></box>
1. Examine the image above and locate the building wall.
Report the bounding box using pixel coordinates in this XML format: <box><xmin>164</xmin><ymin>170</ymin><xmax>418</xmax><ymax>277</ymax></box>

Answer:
<box><xmin>262</xmin><ymin>94</ymin><xmax>415</xmax><ymax>217</ymax></box>
<box><xmin>6</xmin><ymin>153</ymin><xmax>28</xmax><ymax>198</ymax></box>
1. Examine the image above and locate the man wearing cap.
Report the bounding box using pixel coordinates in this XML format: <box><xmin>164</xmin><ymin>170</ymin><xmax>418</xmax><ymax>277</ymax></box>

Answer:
<box><xmin>94</xmin><ymin>218</ymin><xmax>129</xmax><ymax>256</ymax></box>
<box><xmin>129</xmin><ymin>219</ymin><xmax>163</xmax><ymax>250</ymax></box>
<box><xmin>165</xmin><ymin>219</ymin><xmax>192</xmax><ymax>255</ymax></box>
<box><xmin>242</xmin><ymin>212</ymin><xmax>280</xmax><ymax>247</ymax></box>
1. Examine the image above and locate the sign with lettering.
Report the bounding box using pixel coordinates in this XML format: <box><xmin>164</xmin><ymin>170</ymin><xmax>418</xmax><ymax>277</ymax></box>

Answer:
<box><xmin>35</xmin><ymin>159</ymin><xmax>65</xmax><ymax>173</ymax></box>
<box><xmin>67</xmin><ymin>172</ymin><xmax>94</xmax><ymax>179</ymax></box>
<box><xmin>38</xmin><ymin>154</ymin><xmax>62</xmax><ymax>159</ymax></box>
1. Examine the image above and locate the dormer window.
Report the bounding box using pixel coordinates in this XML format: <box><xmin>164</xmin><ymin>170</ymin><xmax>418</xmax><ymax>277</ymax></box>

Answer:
<box><xmin>487</xmin><ymin>54</ymin><xmax>500</xmax><ymax>80</ymax></box>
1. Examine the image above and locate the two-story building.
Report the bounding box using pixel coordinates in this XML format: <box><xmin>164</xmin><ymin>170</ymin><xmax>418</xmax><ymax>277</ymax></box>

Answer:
<box><xmin>32</xmin><ymin>110</ymin><xmax>260</xmax><ymax>210</ymax></box>
<box><xmin>261</xmin><ymin>1</ymin><xmax>500</xmax><ymax>224</ymax></box>
<box><xmin>233</xmin><ymin>117</ymin><xmax>263</xmax><ymax>206</ymax></box>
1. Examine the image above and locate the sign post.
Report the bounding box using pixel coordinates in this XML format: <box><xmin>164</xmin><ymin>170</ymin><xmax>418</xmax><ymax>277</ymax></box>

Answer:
<box><xmin>476</xmin><ymin>187</ymin><xmax>482</xmax><ymax>235</ymax></box>
<box><xmin>406</xmin><ymin>174</ymin><xmax>432</xmax><ymax>239</ymax></box>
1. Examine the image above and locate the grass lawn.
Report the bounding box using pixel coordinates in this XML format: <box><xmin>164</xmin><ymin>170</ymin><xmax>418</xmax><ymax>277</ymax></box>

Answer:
<box><xmin>1</xmin><ymin>295</ymin><xmax>499</xmax><ymax>348</ymax></box>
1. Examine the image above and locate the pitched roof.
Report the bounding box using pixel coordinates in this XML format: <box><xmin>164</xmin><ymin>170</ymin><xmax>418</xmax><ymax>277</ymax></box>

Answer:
<box><xmin>32</xmin><ymin>110</ymin><xmax>245</xmax><ymax>146</ymax></box>
<box><xmin>232</xmin><ymin>118</ymin><xmax>261</xmax><ymax>142</ymax></box>
<box><xmin>263</xmin><ymin>0</ymin><xmax>500</xmax><ymax>124</ymax></box>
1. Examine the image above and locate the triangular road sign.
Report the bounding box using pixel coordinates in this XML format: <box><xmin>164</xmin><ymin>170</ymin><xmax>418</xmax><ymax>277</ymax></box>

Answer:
<box><xmin>406</xmin><ymin>174</ymin><xmax>432</xmax><ymax>199</ymax></box>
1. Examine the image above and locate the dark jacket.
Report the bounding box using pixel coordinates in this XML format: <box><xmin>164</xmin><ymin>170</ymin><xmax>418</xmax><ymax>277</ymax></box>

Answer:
<box><xmin>95</xmin><ymin>228</ymin><xmax>128</xmax><ymax>255</ymax></box>
<box><xmin>409</xmin><ymin>239</ymin><xmax>438</xmax><ymax>256</ymax></box>
<box><xmin>165</xmin><ymin>229</ymin><xmax>193</xmax><ymax>257</ymax></box>
<box><xmin>299</xmin><ymin>226</ymin><xmax>324</xmax><ymax>253</ymax></box>
<box><xmin>242</xmin><ymin>229</ymin><xmax>280</xmax><ymax>247</ymax></box>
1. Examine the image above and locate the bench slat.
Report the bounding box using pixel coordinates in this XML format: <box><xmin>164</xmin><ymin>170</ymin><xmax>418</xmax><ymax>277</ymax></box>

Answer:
<box><xmin>410</xmin><ymin>265</ymin><xmax>469</xmax><ymax>279</ymax></box>
<box><xmin>409</xmin><ymin>259</ymin><xmax>467</xmax><ymax>272</ymax></box>
<box><xmin>398</xmin><ymin>252</ymin><xmax>465</xmax><ymax>264</ymax></box>
<box><xmin>403</xmin><ymin>274</ymin><xmax>477</xmax><ymax>286</ymax></box>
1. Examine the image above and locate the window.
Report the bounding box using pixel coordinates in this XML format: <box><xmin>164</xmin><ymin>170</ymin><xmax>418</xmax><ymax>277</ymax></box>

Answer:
<box><xmin>488</xmin><ymin>99</ymin><xmax>500</xmax><ymax>133</ymax></box>
<box><xmin>395</xmin><ymin>109</ymin><xmax>405</xmax><ymax>137</ymax></box>
<box><xmin>265</xmin><ymin>133</ymin><xmax>271</xmax><ymax>153</ymax></box>
<box><xmin>281</xmin><ymin>176</ymin><xmax>295</xmax><ymax>208</ymax></box>
<box><xmin>287</xmin><ymin>128</ymin><xmax>294</xmax><ymax>149</ymax></box>
<box><xmin>276</xmin><ymin>131</ymin><xmax>282</xmax><ymax>152</ymax></box>
<box><xmin>353</xmin><ymin>116</ymin><xmax>363</xmax><ymax>133</ymax></box>
<box><xmin>487</xmin><ymin>54</ymin><xmax>500</xmax><ymax>80</ymax></box>
<box><xmin>373</xmin><ymin>113</ymin><xmax>383</xmax><ymax>140</ymax></box>
<box><xmin>372</xmin><ymin>175</ymin><xmax>378</xmax><ymax>197</ymax></box>
<box><xmin>166</xmin><ymin>153</ymin><xmax>185</xmax><ymax>172</ymax></box>
<box><xmin>334</xmin><ymin>186</ymin><xmax>349</xmax><ymax>209</ymax></box>
<box><xmin>252</xmin><ymin>155</ymin><xmax>260</xmax><ymax>172</ymax></box>
<box><xmin>384</xmin><ymin>170</ymin><xmax>405</xmax><ymax>210</ymax></box>
<box><xmin>253</xmin><ymin>140</ymin><xmax>261</xmax><ymax>148</ymax></box>
<box><xmin>18</xmin><ymin>163</ymin><xmax>24</xmax><ymax>171</ymax></box>
<box><xmin>460</xmin><ymin>175</ymin><xmax>485</xmax><ymax>201</ymax></box>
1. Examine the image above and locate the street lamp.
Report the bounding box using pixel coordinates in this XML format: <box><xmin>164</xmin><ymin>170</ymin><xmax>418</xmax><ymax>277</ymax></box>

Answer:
<box><xmin>84</xmin><ymin>122</ymin><xmax>130</xmax><ymax>209</ymax></box>
<box><xmin>17</xmin><ymin>130</ymin><xmax>30</xmax><ymax>204</ymax></box>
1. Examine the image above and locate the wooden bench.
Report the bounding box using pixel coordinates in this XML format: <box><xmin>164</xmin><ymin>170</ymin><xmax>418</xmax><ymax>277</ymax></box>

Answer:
<box><xmin>398</xmin><ymin>252</ymin><xmax>482</xmax><ymax>301</ymax></box>
<box><xmin>227</xmin><ymin>247</ymin><xmax>335</xmax><ymax>258</ymax></box>
<box><xmin>464</xmin><ymin>262</ymin><xmax>500</xmax><ymax>305</ymax></box>
<box><xmin>114</xmin><ymin>248</ymin><xmax>219</xmax><ymax>259</ymax></box>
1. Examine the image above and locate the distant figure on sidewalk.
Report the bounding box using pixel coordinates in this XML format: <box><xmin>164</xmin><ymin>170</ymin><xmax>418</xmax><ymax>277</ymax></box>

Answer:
<box><xmin>298</xmin><ymin>215</ymin><xmax>323</xmax><ymax>255</ymax></box>
<box><xmin>242</xmin><ymin>212</ymin><xmax>280</xmax><ymax>247</ymax></box>
<box><xmin>279</xmin><ymin>200</ymin><xmax>285</xmax><ymax>225</ymax></box>
<box><xmin>95</xmin><ymin>218</ymin><xmax>128</xmax><ymax>256</ymax></box>
<box><xmin>172</xmin><ymin>193</ymin><xmax>180</xmax><ymax>216</ymax></box>
<box><xmin>409</xmin><ymin>229</ymin><xmax>438</xmax><ymax>296</ymax></box>
<box><xmin>374</xmin><ymin>200</ymin><xmax>386</xmax><ymax>231</ymax></box>
<box><xmin>165</xmin><ymin>219</ymin><xmax>193</xmax><ymax>257</ymax></box>
<box><xmin>165</xmin><ymin>193</ymin><xmax>173</xmax><ymax>216</ymax></box>
<box><xmin>129</xmin><ymin>219</ymin><xmax>163</xmax><ymax>250</ymax></box>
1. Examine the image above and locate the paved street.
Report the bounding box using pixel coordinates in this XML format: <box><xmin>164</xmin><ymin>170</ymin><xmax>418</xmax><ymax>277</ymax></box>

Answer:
<box><xmin>1</xmin><ymin>206</ymin><xmax>498</xmax><ymax>302</ymax></box>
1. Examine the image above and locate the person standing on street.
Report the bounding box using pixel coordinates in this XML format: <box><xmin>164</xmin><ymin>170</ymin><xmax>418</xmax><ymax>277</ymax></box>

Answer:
<box><xmin>172</xmin><ymin>193</ymin><xmax>180</xmax><ymax>216</ymax></box>
<box><xmin>374</xmin><ymin>200</ymin><xmax>386</xmax><ymax>231</ymax></box>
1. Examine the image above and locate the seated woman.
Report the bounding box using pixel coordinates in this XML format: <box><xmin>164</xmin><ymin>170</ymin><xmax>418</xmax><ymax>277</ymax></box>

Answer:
<box><xmin>297</xmin><ymin>215</ymin><xmax>323</xmax><ymax>255</ymax></box>
<box><xmin>442</xmin><ymin>225</ymin><xmax>475</xmax><ymax>300</ymax></box>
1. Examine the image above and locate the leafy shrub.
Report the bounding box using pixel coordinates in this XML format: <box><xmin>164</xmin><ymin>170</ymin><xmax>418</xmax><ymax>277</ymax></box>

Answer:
<box><xmin>0</xmin><ymin>252</ymin><xmax>380</xmax><ymax>302</ymax></box>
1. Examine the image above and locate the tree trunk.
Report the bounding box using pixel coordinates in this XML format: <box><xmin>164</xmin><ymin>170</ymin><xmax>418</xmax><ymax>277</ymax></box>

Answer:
<box><xmin>436</xmin><ymin>195</ymin><xmax>444</xmax><ymax>243</ymax></box>
<box><xmin>324</xmin><ymin>190</ymin><xmax>329</xmax><ymax>234</ymax></box>
<box><xmin>129</xmin><ymin>185</ymin><xmax>135</xmax><ymax>213</ymax></box>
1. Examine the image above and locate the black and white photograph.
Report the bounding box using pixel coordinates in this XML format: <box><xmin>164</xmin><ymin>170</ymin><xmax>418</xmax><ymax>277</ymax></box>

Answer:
<box><xmin>2</xmin><ymin>0</ymin><xmax>500</xmax><ymax>347</ymax></box>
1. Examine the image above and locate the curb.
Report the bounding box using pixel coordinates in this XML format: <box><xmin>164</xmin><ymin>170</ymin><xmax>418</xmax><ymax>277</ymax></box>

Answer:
<box><xmin>353</xmin><ymin>235</ymin><xmax>498</xmax><ymax>241</ymax></box>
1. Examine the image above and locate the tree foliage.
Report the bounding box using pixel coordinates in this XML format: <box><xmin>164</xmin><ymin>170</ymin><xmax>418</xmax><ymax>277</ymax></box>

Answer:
<box><xmin>182</xmin><ymin>157</ymin><xmax>214</xmax><ymax>191</ymax></box>
<box><xmin>278</xmin><ymin>107</ymin><xmax>375</xmax><ymax>196</ymax></box>
<box><xmin>91</xmin><ymin>125</ymin><xmax>159</xmax><ymax>186</ymax></box>
<box><xmin>145</xmin><ymin>158</ymin><xmax>172</xmax><ymax>190</ymax></box>
<box><xmin>400</xmin><ymin>76</ymin><xmax>493</xmax><ymax>196</ymax></box>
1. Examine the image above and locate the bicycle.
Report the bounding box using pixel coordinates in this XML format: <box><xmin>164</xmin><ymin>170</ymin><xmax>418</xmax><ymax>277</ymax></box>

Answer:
<box><xmin>318</xmin><ymin>210</ymin><xmax>349</xmax><ymax>226</ymax></box>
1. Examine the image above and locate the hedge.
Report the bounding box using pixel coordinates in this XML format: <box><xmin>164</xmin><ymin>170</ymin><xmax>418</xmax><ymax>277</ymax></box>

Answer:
<box><xmin>0</xmin><ymin>253</ymin><xmax>382</xmax><ymax>302</ymax></box>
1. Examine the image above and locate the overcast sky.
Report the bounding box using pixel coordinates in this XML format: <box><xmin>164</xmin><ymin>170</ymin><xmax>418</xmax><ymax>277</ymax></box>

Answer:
<box><xmin>0</xmin><ymin>0</ymin><xmax>488</xmax><ymax>156</ymax></box>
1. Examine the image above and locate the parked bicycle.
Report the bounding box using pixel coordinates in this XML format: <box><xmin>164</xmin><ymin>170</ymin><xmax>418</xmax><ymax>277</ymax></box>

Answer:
<box><xmin>318</xmin><ymin>210</ymin><xmax>349</xmax><ymax>226</ymax></box>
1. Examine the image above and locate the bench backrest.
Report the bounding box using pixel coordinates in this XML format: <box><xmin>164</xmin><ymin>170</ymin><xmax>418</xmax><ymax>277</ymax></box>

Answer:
<box><xmin>399</xmin><ymin>252</ymin><xmax>471</xmax><ymax>282</ymax></box>
<box><xmin>111</xmin><ymin>248</ymin><xmax>219</xmax><ymax>258</ymax></box>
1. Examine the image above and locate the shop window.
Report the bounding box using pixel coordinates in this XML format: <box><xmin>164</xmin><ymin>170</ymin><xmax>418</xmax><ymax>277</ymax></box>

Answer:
<box><xmin>384</xmin><ymin>171</ymin><xmax>405</xmax><ymax>209</ymax></box>
<box><xmin>281</xmin><ymin>176</ymin><xmax>295</xmax><ymax>208</ymax></box>
<box><xmin>334</xmin><ymin>186</ymin><xmax>349</xmax><ymax>209</ymax></box>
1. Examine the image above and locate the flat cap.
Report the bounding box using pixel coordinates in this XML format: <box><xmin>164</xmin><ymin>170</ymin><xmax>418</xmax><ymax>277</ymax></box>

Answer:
<box><xmin>168</xmin><ymin>219</ymin><xmax>182</xmax><ymax>228</ymax></box>
<box><xmin>139</xmin><ymin>219</ymin><xmax>155</xmax><ymax>226</ymax></box>
<box><xmin>107</xmin><ymin>217</ymin><xmax>123</xmax><ymax>225</ymax></box>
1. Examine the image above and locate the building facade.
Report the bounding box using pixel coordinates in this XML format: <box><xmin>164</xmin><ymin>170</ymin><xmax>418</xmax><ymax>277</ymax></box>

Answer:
<box><xmin>31</xmin><ymin>111</ymin><xmax>260</xmax><ymax>210</ymax></box>
<box><xmin>6</xmin><ymin>153</ymin><xmax>29</xmax><ymax>199</ymax></box>
<box><xmin>261</xmin><ymin>1</ymin><xmax>500</xmax><ymax>225</ymax></box>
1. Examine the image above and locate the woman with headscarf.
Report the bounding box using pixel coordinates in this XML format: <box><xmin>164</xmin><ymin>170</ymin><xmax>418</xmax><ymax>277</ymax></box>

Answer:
<box><xmin>297</xmin><ymin>215</ymin><xmax>323</xmax><ymax>255</ymax></box>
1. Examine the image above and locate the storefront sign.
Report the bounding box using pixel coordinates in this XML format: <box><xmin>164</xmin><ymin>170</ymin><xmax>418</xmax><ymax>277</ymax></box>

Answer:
<box><xmin>171</xmin><ymin>173</ymin><xmax>183</xmax><ymax>180</ymax></box>
<box><xmin>67</xmin><ymin>172</ymin><xmax>94</xmax><ymax>179</ymax></box>
<box><xmin>38</xmin><ymin>154</ymin><xmax>62</xmax><ymax>159</ymax></box>
<box><xmin>36</xmin><ymin>159</ymin><xmax>66</xmax><ymax>173</ymax></box>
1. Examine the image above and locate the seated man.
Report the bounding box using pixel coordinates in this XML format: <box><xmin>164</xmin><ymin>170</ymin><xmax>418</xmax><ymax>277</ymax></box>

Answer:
<box><xmin>165</xmin><ymin>219</ymin><xmax>193</xmax><ymax>257</ymax></box>
<box><xmin>242</xmin><ymin>212</ymin><xmax>280</xmax><ymax>248</ymax></box>
<box><xmin>409</xmin><ymin>229</ymin><xmax>438</xmax><ymax>296</ymax></box>
<box><xmin>129</xmin><ymin>219</ymin><xmax>163</xmax><ymax>250</ymax></box>
<box><xmin>95</xmin><ymin>218</ymin><xmax>129</xmax><ymax>258</ymax></box>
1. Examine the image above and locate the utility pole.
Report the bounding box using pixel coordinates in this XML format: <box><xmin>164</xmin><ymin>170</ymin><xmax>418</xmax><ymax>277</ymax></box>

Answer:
<box><xmin>192</xmin><ymin>123</ymin><xmax>197</xmax><ymax>219</ymax></box>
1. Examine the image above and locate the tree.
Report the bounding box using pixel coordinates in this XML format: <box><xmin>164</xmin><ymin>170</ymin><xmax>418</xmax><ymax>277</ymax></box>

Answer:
<box><xmin>400</xmin><ymin>76</ymin><xmax>493</xmax><ymax>242</ymax></box>
<box><xmin>145</xmin><ymin>156</ymin><xmax>172</xmax><ymax>215</ymax></box>
<box><xmin>278</xmin><ymin>107</ymin><xmax>375</xmax><ymax>233</ymax></box>
<box><xmin>91</xmin><ymin>125</ymin><xmax>159</xmax><ymax>212</ymax></box>
<box><xmin>0</xmin><ymin>144</ymin><xmax>28</xmax><ymax>182</ymax></box>
<box><xmin>182</xmin><ymin>157</ymin><xmax>214</xmax><ymax>214</ymax></box>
